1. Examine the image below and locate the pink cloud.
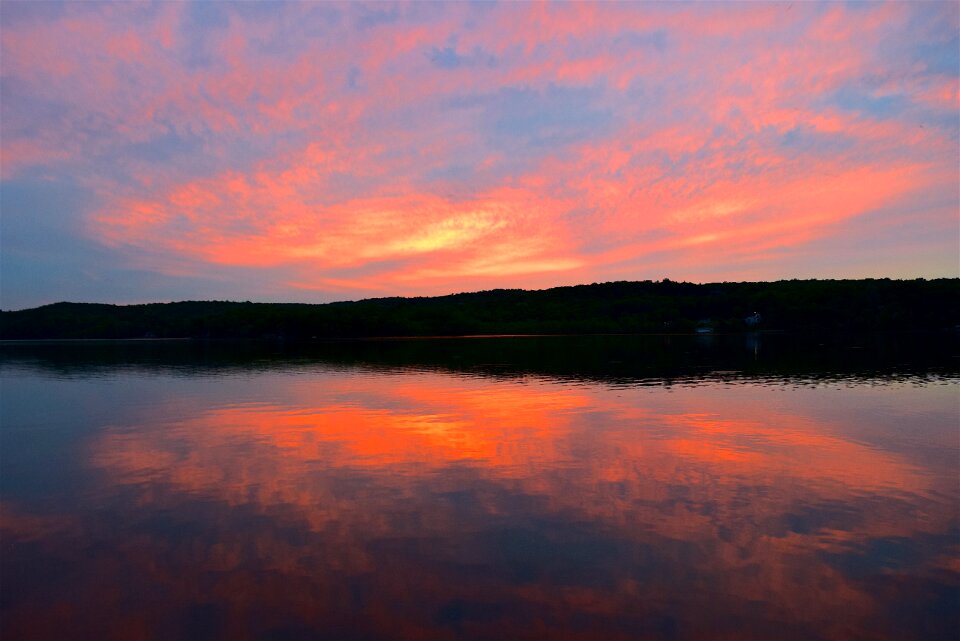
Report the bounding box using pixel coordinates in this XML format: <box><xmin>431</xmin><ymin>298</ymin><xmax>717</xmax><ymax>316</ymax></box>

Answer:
<box><xmin>2</xmin><ymin>0</ymin><xmax>956</xmax><ymax>304</ymax></box>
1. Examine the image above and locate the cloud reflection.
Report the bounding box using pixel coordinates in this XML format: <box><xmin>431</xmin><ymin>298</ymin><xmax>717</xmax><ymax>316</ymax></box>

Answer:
<box><xmin>4</xmin><ymin>372</ymin><xmax>955</xmax><ymax>639</ymax></box>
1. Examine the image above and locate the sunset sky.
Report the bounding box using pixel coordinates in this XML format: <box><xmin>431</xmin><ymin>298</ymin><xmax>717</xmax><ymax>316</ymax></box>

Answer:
<box><xmin>1</xmin><ymin>0</ymin><xmax>957</xmax><ymax>309</ymax></box>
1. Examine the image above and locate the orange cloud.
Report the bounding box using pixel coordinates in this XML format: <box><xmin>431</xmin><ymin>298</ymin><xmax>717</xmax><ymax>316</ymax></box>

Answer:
<box><xmin>2</xmin><ymin>0</ymin><xmax>956</xmax><ymax>305</ymax></box>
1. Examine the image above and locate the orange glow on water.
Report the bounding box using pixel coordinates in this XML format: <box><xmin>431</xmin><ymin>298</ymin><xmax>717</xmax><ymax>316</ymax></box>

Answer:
<box><xmin>2</xmin><ymin>365</ymin><xmax>957</xmax><ymax>640</ymax></box>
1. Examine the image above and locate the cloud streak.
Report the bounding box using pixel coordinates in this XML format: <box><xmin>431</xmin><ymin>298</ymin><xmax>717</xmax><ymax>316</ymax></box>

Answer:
<box><xmin>1</xmin><ymin>0</ymin><xmax>957</xmax><ymax>306</ymax></box>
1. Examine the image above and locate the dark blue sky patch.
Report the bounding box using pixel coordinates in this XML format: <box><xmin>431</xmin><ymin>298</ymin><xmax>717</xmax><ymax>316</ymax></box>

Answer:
<box><xmin>346</xmin><ymin>66</ymin><xmax>363</xmax><ymax>91</ymax></box>
<box><xmin>486</xmin><ymin>84</ymin><xmax>614</xmax><ymax>151</ymax></box>
<box><xmin>430</xmin><ymin>46</ymin><xmax>465</xmax><ymax>70</ymax></box>
<box><xmin>1</xmin><ymin>175</ymin><xmax>96</xmax><ymax>244</ymax></box>
<box><xmin>913</xmin><ymin>35</ymin><xmax>960</xmax><ymax>77</ymax></box>
<box><xmin>826</xmin><ymin>84</ymin><xmax>910</xmax><ymax>119</ymax></box>
<box><xmin>779</xmin><ymin>124</ymin><xmax>855</xmax><ymax>157</ymax></box>
<box><xmin>178</xmin><ymin>2</ymin><xmax>232</xmax><ymax>70</ymax></box>
<box><xmin>354</xmin><ymin>3</ymin><xmax>402</xmax><ymax>31</ymax></box>
<box><xmin>0</xmin><ymin>0</ymin><xmax>67</xmax><ymax>26</ymax></box>
<box><xmin>613</xmin><ymin>29</ymin><xmax>670</xmax><ymax>54</ymax></box>
<box><xmin>0</xmin><ymin>78</ymin><xmax>71</xmax><ymax>140</ymax></box>
<box><xmin>121</xmin><ymin>129</ymin><xmax>203</xmax><ymax>166</ymax></box>
<box><xmin>428</xmin><ymin>34</ymin><xmax>498</xmax><ymax>71</ymax></box>
<box><xmin>186</xmin><ymin>0</ymin><xmax>230</xmax><ymax>30</ymax></box>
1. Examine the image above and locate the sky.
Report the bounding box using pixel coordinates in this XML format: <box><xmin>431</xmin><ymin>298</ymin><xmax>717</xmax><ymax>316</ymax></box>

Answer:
<box><xmin>1</xmin><ymin>1</ymin><xmax>957</xmax><ymax>309</ymax></box>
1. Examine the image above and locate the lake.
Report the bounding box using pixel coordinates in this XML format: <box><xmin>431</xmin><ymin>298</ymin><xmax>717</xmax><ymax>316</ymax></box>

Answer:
<box><xmin>1</xmin><ymin>335</ymin><xmax>957</xmax><ymax>640</ymax></box>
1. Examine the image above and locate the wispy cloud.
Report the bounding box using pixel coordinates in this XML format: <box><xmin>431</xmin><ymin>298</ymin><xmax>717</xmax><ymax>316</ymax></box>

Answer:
<box><xmin>1</xmin><ymin>0</ymin><xmax>956</xmax><ymax>306</ymax></box>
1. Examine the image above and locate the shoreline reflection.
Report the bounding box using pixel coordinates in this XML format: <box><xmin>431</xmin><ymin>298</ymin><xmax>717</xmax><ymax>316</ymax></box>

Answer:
<box><xmin>2</xmin><ymin>349</ymin><xmax>958</xmax><ymax>640</ymax></box>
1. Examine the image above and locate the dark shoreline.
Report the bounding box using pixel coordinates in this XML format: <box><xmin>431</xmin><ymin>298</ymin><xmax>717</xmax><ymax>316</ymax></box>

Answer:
<box><xmin>3</xmin><ymin>278</ymin><xmax>958</xmax><ymax>340</ymax></box>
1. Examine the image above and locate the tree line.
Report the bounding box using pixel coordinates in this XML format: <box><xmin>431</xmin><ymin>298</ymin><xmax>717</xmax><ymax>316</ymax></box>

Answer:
<box><xmin>2</xmin><ymin>278</ymin><xmax>958</xmax><ymax>340</ymax></box>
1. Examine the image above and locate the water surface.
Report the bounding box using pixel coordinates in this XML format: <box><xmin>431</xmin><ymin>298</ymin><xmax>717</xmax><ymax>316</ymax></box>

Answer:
<box><xmin>2</xmin><ymin>335</ymin><xmax>958</xmax><ymax>640</ymax></box>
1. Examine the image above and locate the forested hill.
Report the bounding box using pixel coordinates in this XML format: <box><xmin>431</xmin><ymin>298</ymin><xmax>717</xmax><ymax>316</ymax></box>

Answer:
<box><xmin>2</xmin><ymin>279</ymin><xmax>958</xmax><ymax>340</ymax></box>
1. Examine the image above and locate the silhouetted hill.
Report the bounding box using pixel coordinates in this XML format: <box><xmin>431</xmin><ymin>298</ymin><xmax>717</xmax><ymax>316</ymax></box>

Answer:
<box><xmin>2</xmin><ymin>279</ymin><xmax>958</xmax><ymax>340</ymax></box>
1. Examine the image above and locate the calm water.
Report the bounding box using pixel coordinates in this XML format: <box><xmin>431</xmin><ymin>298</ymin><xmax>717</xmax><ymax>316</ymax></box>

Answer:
<box><xmin>2</xmin><ymin>335</ymin><xmax>958</xmax><ymax>640</ymax></box>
